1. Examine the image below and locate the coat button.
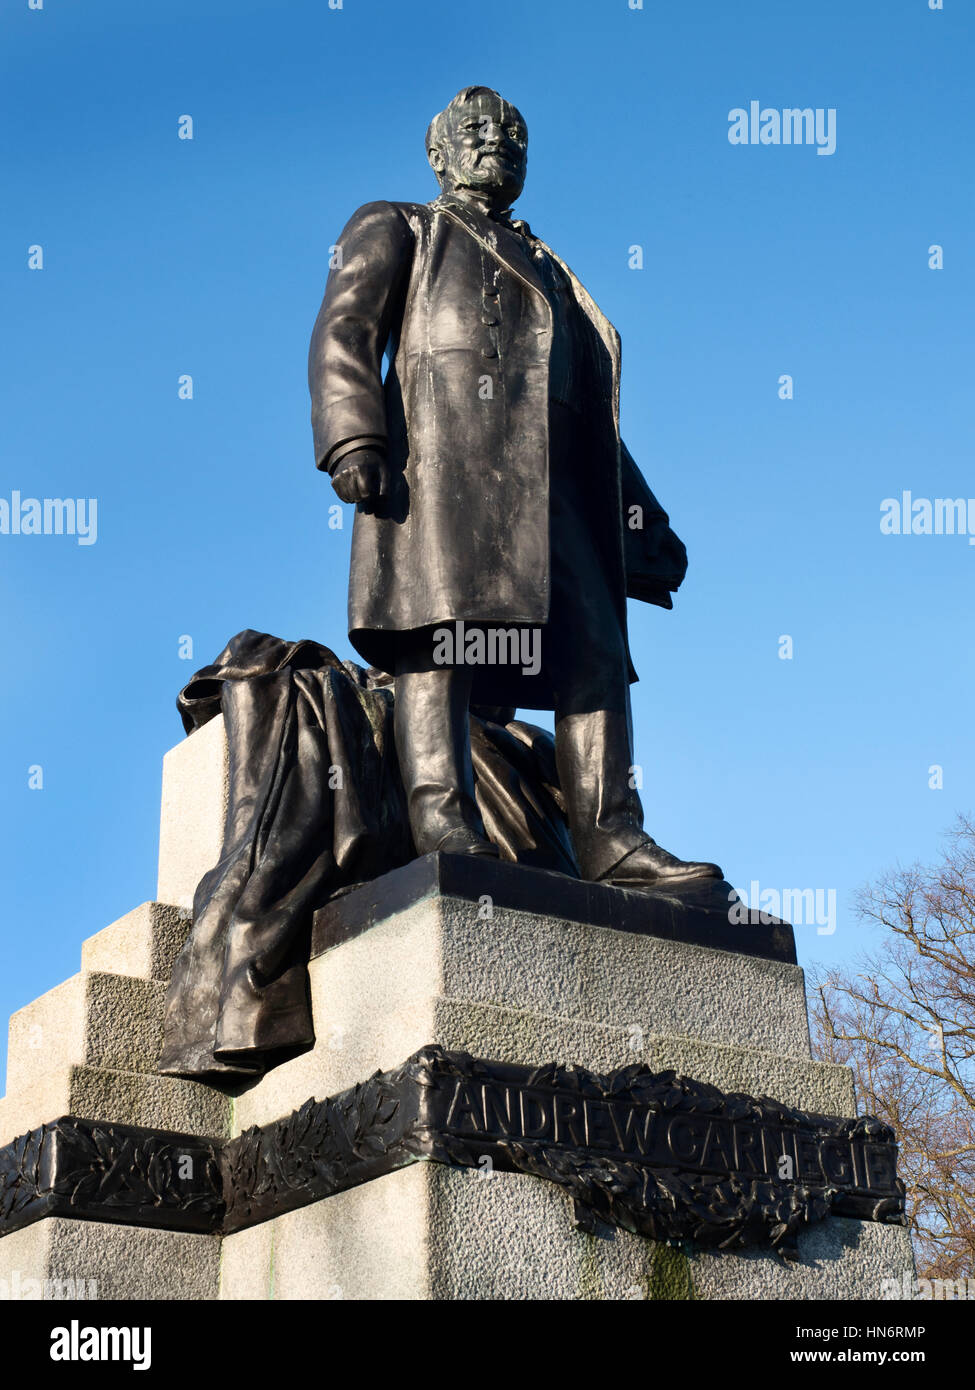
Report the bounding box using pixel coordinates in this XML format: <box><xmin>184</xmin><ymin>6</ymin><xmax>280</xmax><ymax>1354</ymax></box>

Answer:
<box><xmin>481</xmin><ymin>346</ymin><xmax>498</xmax><ymax>358</ymax></box>
<box><xmin>481</xmin><ymin>314</ymin><xmax>500</xmax><ymax>326</ymax></box>
<box><xmin>483</xmin><ymin>286</ymin><xmax>500</xmax><ymax>298</ymax></box>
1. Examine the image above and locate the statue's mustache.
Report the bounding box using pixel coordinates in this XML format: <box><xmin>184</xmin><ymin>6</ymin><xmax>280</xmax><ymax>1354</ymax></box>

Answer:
<box><xmin>466</xmin><ymin>148</ymin><xmax>522</xmax><ymax>172</ymax></box>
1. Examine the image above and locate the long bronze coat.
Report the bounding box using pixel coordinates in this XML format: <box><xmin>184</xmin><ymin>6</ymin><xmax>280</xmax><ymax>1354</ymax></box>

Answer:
<box><xmin>309</xmin><ymin>193</ymin><xmax>687</xmax><ymax>687</ymax></box>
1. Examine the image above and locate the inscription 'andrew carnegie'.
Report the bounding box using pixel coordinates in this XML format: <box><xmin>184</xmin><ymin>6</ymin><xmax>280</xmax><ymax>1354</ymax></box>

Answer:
<box><xmin>442</xmin><ymin>1079</ymin><xmax>897</xmax><ymax>1193</ymax></box>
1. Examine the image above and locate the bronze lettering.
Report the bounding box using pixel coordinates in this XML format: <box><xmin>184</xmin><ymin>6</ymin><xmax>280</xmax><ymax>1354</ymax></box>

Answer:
<box><xmin>583</xmin><ymin>1098</ymin><xmax>616</xmax><ymax>1151</ymax></box>
<box><xmin>864</xmin><ymin>1144</ymin><xmax>896</xmax><ymax>1191</ymax></box>
<box><xmin>795</xmin><ymin>1132</ymin><xmax>824</xmax><ymax>1182</ymax></box>
<box><xmin>553</xmin><ymin>1093</ymin><xmax>584</xmax><ymax>1146</ymax></box>
<box><xmin>701</xmin><ymin>1118</ymin><xmax>734</xmax><ymax>1171</ymax></box>
<box><xmin>733</xmin><ymin>1122</ymin><xmax>764</xmax><ymax>1174</ymax></box>
<box><xmin>667</xmin><ymin>1115</ymin><xmax>706</xmax><ymax>1164</ymax></box>
<box><xmin>762</xmin><ymin>1125</ymin><xmax>795</xmax><ymax>1177</ymax></box>
<box><xmin>820</xmin><ymin>1139</ymin><xmax>854</xmax><ymax>1185</ymax></box>
<box><xmin>446</xmin><ymin>1081</ymin><xmax>486</xmax><ymax>1134</ymax></box>
<box><xmin>611</xmin><ymin>1103</ymin><xmax>657</xmax><ymax>1156</ymax></box>
<box><xmin>481</xmin><ymin>1083</ymin><xmax>517</xmax><ymax>1136</ymax></box>
<box><xmin>519</xmin><ymin>1088</ymin><xmax>553</xmax><ymax>1140</ymax></box>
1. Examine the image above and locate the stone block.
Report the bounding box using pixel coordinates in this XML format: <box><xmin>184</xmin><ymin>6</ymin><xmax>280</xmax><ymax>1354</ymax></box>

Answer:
<box><xmin>0</xmin><ymin>1063</ymin><xmax>231</xmax><ymax>1146</ymax></box>
<box><xmin>219</xmin><ymin>1162</ymin><xmax>914</xmax><ymax>1301</ymax></box>
<box><xmin>235</xmin><ymin>993</ymin><xmax>852</xmax><ymax>1134</ymax></box>
<box><xmin>233</xmin><ymin>895</ymin><xmax>824</xmax><ymax>1133</ymax></box>
<box><xmin>0</xmin><ymin>720</ymin><xmax>913</xmax><ymax>1303</ymax></box>
<box><xmin>156</xmin><ymin>715</ymin><xmax>228</xmax><ymax>910</ymax></box>
<box><xmin>5</xmin><ymin>971</ymin><xmax>167</xmax><ymax>1096</ymax></box>
<box><xmin>81</xmin><ymin>901</ymin><xmax>191</xmax><ymax>983</ymax></box>
<box><xmin>217</xmin><ymin>1221</ymin><xmax>274</xmax><ymax>1301</ymax></box>
<box><xmin>0</xmin><ymin>1217</ymin><xmax>220</xmax><ymax>1301</ymax></box>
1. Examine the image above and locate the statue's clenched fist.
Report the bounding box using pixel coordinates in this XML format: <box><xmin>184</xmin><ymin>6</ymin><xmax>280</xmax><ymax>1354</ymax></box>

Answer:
<box><xmin>331</xmin><ymin>448</ymin><xmax>392</xmax><ymax>504</ymax></box>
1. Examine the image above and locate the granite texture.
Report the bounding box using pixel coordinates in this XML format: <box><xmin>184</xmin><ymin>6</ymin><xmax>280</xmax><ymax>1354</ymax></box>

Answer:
<box><xmin>0</xmin><ymin>1062</ymin><xmax>231</xmax><ymax>1146</ymax></box>
<box><xmin>156</xmin><ymin>714</ymin><xmax>228</xmax><ymax>910</ymax></box>
<box><xmin>5</xmin><ymin>970</ymin><xmax>167</xmax><ymax>1094</ymax></box>
<box><xmin>0</xmin><ymin>912</ymin><xmax>228</xmax><ymax>1145</ymax></box>
<box><xmin>232</xmin><ymin>896</ymin><xmax>826</xmax><ymax>1133</ymax></box>
<box><xmin>218</xmin><ymin>1162</ymin><xmax>915</xmax><ymax>1301</ymax></box>
<box><xmin>234</xmin><ymin>993</ymin><xmax>853</xmax><ymax>1135</ymax></box>
<box><xmin>82</xmin><ymin>901</ymin><xmax>192</xmax><ymax>983</ymax></box>
<box><xmin>0</xmin><ymin>1217</ymin><xmax>221</xmax><ymax>1301</ymax></box>
<box><xmin>0</xmin><ymin>724</ymin><xmax>910</xmax><ymax>1301</ymax></box>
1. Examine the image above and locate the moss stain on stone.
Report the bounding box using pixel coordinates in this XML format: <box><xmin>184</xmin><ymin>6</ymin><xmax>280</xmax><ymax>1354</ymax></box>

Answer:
<box><xmin>576</xmin><ymin>1233</ymin><xmax>605</xmax><ymax>1301</ymax></box>
<box><xmin>646</xmin><ymin>1242</ymin><xmax>696</xmax><ymax>1300</ymax></box>
<box><xmin>574</xmin><ymin>1221</ymin><xmax>696</xmax><ymax>1301</ymax></box>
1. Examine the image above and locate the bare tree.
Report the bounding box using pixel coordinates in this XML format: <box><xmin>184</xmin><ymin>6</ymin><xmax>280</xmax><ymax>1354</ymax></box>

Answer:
<box><xmin>809</xmin><ymin>815</ymin><xmax>975</xmax><ymax>1280</ymax></box>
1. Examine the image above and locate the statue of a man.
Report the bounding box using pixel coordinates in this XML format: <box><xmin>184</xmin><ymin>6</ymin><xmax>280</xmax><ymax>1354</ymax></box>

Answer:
<box><xmin>309</xmin><ymin>85</ymin><xmax>720</xmax><ymax>889</ymax></box>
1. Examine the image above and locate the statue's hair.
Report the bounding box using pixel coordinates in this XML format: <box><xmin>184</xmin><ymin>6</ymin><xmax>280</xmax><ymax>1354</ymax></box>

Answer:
<box><xmin>425</xmin><ymin>86</ymin><xmax>505</xmax><ymax>174</ymax></box>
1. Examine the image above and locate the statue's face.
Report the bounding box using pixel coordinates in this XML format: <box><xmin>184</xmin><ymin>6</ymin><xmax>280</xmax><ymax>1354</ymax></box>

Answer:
<box><xmin>432</xmin><ymin>92</ymin><xmax>527</xmax><ymax>206</ymax></box>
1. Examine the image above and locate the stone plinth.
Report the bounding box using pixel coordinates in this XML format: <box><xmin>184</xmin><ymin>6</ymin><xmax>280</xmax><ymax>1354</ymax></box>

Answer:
<box><xmin>232</xmin><ymin>885</ymin><xmax>847</xmax><ymax>1137</ymax></box>
<box><xmin>0</xmin><ymin>720</ymin><xmax>916</xmax><ymax>1300</ymax></box>
<box><xmin>0</xmin><ymin>1220</ymin><xmax>220</xmax><ymax>1302</ymax></box>
<box><xmin>220</xmin><ymin>1162</ymin><xmax>914</xmax><ymax>1302</ymax></box>
<box><xmin>156</xmin><ymin>714</ymin><xmax>228</xmax><ymax>910</ymax></box>
<box><xmin>219</xmin><ymin>871</ymin><xmax>910</xmax><ymax>1300</ymax></box>
<box><xmin>0</xmin><ymin>902</ymin><xmax>228</xmax><ymax>1149</ymax></box>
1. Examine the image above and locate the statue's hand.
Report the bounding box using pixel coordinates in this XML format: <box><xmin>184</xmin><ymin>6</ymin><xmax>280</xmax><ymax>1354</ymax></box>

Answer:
<box><xmin>331</xmin><ymin>448</ymin><xmax>391</xmax><ymax>504</ymax></box>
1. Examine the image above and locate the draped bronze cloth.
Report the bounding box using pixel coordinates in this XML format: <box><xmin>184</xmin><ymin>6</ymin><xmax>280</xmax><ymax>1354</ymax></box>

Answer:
<box><xmin>157</xmin><ymin>631</ymin><xmax>578</xmax><ymax>1082</ymax></box>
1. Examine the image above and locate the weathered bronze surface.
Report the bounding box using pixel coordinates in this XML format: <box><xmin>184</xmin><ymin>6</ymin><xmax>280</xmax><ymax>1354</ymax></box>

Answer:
<box><xmin>309</xmin><ymin>86</ymin><xmax>721</xmax><ymax>884</ymax></box>
<box><xmin>159</xmin><ymin>630</ymin><xmax>577</xmax><ymax>1080</ymax></box>
<box><xmin>312</xmin><ymin>852</ymin><xmax>796</xmax><ymax>965</ymax></box>
<box><xmin>158</xmin><ymin>633</ymin><xmax>767</xmax><ymax>1082</ymax></box>
<box><xmin>159</xmin><ymin>89</ymin><xmax>743</xmax><ymax>1083</ymax></box>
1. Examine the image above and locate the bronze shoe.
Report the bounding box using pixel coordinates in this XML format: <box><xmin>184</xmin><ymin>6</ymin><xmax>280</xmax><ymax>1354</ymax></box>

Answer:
<box><xmin>598</xmin><ymin>837</ymin><xmax>722</xmax><ymax>888</ymax></box>
<box><xmin>435</xmin><ymin>827</ymin><xmax>500</xmax><ymax>858</ymax></box>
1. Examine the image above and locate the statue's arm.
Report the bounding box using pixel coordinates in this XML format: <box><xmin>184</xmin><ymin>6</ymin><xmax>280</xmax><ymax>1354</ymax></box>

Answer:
<box><xmin>308</xmin><ymin>201</ymin><xmax>415</xmax><ymax>476</ymax></box>
<box><xmin>620</xmin><ymin>441</ymin><xmax>689</xmax><ymax>608</ymax></box>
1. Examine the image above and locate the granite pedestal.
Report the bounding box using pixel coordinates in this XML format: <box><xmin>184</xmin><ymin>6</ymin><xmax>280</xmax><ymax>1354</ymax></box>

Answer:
<box><xmin>0</xmin><ymin>717</ymin><xmax>915</xmax><ymax>1299</ymax></box>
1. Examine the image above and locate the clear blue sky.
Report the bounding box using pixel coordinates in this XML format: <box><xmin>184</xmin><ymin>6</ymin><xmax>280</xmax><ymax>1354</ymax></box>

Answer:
<box><xmin>2</xmin><ymin>0</ymin><xmax>972</xmax><ymax>1083</ymax></box>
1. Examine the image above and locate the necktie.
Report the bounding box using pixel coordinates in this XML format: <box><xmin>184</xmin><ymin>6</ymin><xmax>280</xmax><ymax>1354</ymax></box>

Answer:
<box><xmin>490</xmin><ymin>208</ymin><xmax>534</xmax><ymax>242</ymax></box>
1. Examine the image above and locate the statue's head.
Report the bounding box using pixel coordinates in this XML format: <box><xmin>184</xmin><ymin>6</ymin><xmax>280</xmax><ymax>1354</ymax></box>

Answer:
<box><xmin>426</xmin><ymin>87</ymin><xmax>527</xmax><ymax>208</ymax></box>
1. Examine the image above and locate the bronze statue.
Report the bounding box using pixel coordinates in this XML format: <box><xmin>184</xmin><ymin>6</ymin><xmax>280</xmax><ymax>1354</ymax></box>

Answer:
<box><xmin>309</xmin><ymin>86</ymin><xmax>720</xmax><ymax>887</ymax></box>
<box><xmin>157</xmin><ymin>87</ymin><xmax>728</xmax><ymax>1082</ymax></box>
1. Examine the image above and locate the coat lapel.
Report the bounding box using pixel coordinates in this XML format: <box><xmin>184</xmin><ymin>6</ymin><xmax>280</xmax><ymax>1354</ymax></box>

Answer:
<box><xmin>429</xmin><ymin>196</ymin><xmax>622</xmax><ymax>437</ymax></box>
<box><xmin>536</xmin><ymin>240</ymin><xmax>622</xmax><ymax>434</ymax></box>
<box><xmin>431</xmin><ymin>194</ymin><xmax>547</xmax><ymax>299</ymax></box>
